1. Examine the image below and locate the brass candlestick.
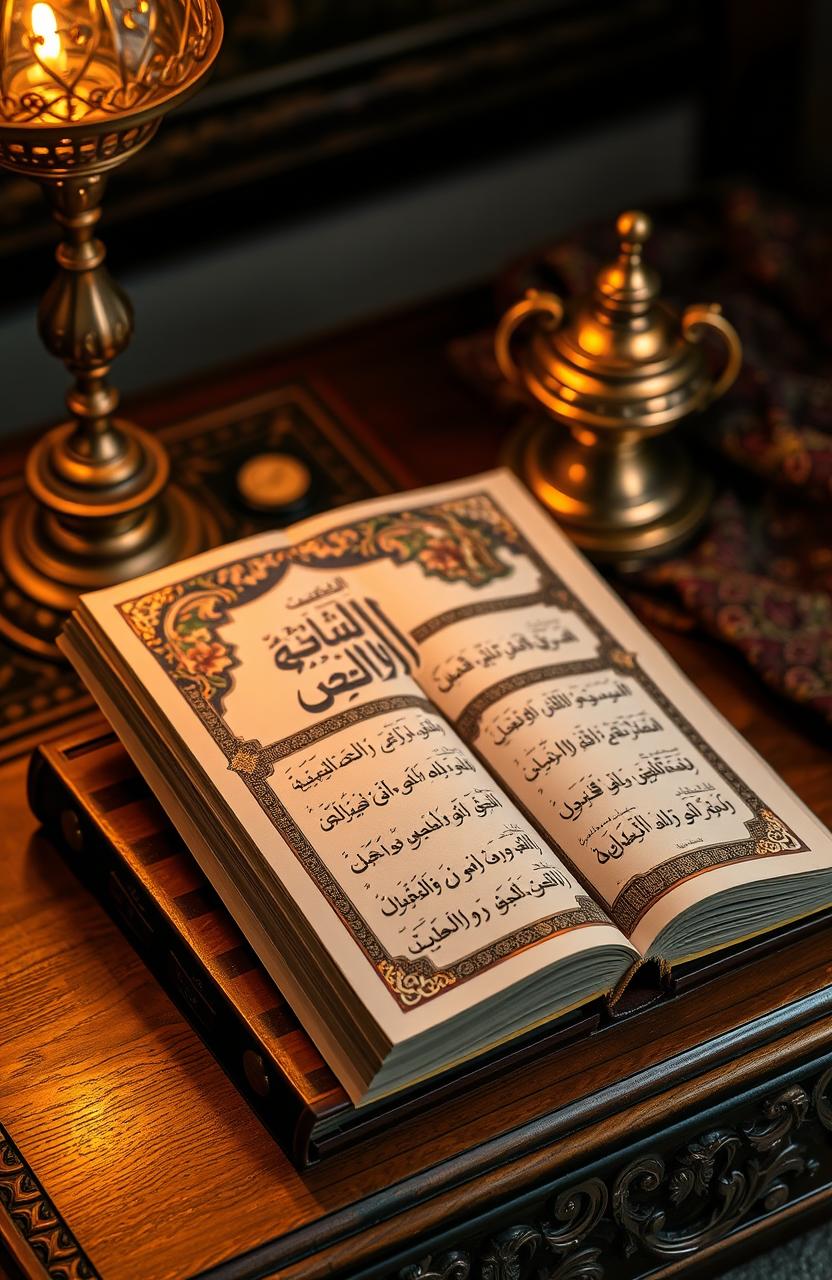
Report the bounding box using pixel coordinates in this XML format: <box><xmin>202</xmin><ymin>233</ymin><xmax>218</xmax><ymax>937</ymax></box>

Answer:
<box><xmin>497</xmin><ymin>210</ymin><xmax>742</xmax><ymax>568</ymax></box>
<box><xmin>0</xmin><ymin>0</ymin><xmax>223</xmax><ymax>658</ymax></box>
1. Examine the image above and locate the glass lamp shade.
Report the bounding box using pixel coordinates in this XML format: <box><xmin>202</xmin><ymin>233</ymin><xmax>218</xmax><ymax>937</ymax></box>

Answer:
<box><xmin>0</xmin><ymin>0</ymin><xmax>222</xmax><ymax>135</ymax></box>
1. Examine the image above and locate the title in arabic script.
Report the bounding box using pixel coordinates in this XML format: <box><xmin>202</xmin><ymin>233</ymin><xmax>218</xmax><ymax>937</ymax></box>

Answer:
<box><xmin>265</xmin><ymin>585</ymin><xmax>420</xmax><ymax>714</ymax></box>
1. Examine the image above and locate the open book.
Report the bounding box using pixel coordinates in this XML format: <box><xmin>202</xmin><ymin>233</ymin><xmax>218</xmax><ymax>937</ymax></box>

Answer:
<box><xmin>60</xmin><ymin>470</ymin><xmax>832</xmax><ymax>1105</ymax></box>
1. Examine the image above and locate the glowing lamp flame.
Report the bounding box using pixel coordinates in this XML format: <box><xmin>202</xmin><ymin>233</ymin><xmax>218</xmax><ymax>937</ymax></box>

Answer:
<box><xmin>31</xmin><ymin>2</ymin><xmax>60</xmax><ymax>62</ymax></box>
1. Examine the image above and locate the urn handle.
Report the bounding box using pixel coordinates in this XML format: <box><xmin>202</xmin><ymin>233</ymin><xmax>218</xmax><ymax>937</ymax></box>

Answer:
<box><xmin>495</xmin><ymin>288</ymin><xmax>564</xmax><ymax>388</ymax></box>
<box><xmin>681</xmin><ymin>302</ymin><xmax>743</xmax><ymax>405</ymax></box>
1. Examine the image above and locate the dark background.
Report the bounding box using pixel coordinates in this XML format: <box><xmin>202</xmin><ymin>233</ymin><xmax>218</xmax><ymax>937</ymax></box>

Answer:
<box><xmin>0</xmin><ymin>0</ymin><xmax>827</xmax><ymax>435</ymax></box>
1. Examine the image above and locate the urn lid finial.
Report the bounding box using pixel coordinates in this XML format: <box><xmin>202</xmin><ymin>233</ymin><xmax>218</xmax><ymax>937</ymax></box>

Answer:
<box><xmin>593</xmin><ymin>209</ymin><xmax>660</xmax><ymax>317</ymax></box>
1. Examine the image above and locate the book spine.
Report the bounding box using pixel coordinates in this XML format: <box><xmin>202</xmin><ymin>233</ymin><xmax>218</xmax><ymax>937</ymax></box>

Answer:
<box><xmin>27</xmin><ymin>747</ymin><xmax>318</xmax><ymax>1170</ymax></box>
<box><xmin>603</xmin><ymin>956</ymin><xmax>666</xmax><ymax>1019</ymax></box>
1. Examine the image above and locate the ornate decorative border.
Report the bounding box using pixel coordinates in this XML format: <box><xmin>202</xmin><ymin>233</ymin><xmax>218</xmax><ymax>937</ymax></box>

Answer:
<box><xmin>458</xmin><ymin>638</ymin><xmax>806</xmax><ymax>935</ymax></box>
<box><xmin>610</xmin><ymin>807</ymin><xmax>803</xmax><ymax>935</ymax></box>
<box><xmin>455</xmin><ymin>654</ymin><xmax>619</xmax><ymax>742</ymax></box>
<box><xmin>447</xmin><ymin>506</ymin><xmax>807</xmax><ymax>935</ymax></box>
<box><xmin>394</xmin><ymin>1062</ymin><xmax>832</xmax><ymax>1280</ymax></box>
<box><xmin>119</xmin><ymin>495</ymin><xmax>603</xmax><ymax>1009</ymax></box>
<box><xmin>257</xmin><ymin>696</ymin><xmax>436</xmax><ymax>767</ymax></box>
<box><xmin>118</xmin><ymin>491</ymin><xmax>806</xmax><ymax>1004</ymax></box>
<box><xmin>411</xmin><ymin>590</ymin><xmax>549</xmax><ymax>644</ymax></box>
<box><xmin>0</xmin><ymin>1122</ymin><xmax>99</xmax><ymax>1280</ymax></box>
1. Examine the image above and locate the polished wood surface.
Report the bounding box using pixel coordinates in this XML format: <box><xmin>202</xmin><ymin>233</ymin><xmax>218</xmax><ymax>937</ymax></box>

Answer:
<box><xmin>1</xmin><ymin>289</ymin><xmax>831</xmax><ymax>1280</ymax></box>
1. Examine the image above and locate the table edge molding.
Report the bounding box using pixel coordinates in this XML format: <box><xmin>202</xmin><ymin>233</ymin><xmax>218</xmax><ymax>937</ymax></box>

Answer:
<box><xmin>0</xmin><ymin>1122</ymin><xmax>101</xmax><ymax>1280</ymax></box>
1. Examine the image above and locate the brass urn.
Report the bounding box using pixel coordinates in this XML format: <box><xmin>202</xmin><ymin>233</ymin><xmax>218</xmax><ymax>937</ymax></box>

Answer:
<box><xmin>496</xmin><ymin>210</ymin><xmax>742</xmax><ymax>567</ymax></box>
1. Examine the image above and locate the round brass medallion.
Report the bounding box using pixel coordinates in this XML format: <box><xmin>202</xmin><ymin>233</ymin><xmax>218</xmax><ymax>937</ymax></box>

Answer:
<box><xmin>236</xmin><ymin>452</ymin><xmax>312</xmax><ymax>513</ymax></box>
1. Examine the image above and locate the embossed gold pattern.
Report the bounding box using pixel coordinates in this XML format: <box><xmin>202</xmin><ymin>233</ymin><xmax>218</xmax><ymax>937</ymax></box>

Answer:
<box><xmin>377</xmin><ymin>960</ymin><xmax>457</xmax><ymax>1007</ymax></box>
<box><xmin>230</xmin><ymin>747</ymin><xmax>260</xmax><ymax>775</ymax></box>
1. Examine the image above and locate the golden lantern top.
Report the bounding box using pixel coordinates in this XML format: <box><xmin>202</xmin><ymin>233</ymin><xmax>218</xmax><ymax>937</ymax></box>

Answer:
<box><xmin>496</xmin><ymin>210</ymin><xmax>742</xmax><ymax>439</ymax></box>
<box><xmin>0</xmin><ymin>0</ymin><xmax>222</xmax><ymax>141</ymax></box>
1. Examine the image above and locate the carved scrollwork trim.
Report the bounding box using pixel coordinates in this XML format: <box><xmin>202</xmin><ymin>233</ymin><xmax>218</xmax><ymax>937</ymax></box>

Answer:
<box><xmin>398</xmin><ymin>1179</ymin><xmax>608</xmax><ymax>1280</ymax></box>
<box><xmin>394</xmin><ymin>1064</ymin><xmax>832</xmax><ymax>1280</ymax></box>
<box><xmin>612</xmin><ymin>1084</ymin><xmax>815</xmax><ymax>1258</ymax></box>
<box><xmin>0</xmin><ymin>1122</ymin><xmax>100</xmax><ymax>1279</ymax></box>
<box><xmin>542</xmin><ymin>1177</ymin><xmax>609</xmax><ymax>1253</ymax></box>
<box><xmin>480</xmin><ymin>1223</ymin><xmax>539</xmax><ymax>1280</ymax></box>
<box><xmin>400</xmin><ymin>1250</ymin><xmax>471</xmax><ymax>1280</ymax></box>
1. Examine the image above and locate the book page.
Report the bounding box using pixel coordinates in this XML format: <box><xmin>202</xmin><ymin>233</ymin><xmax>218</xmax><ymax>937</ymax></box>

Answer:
<box><xmin>82</xmin><ymin>514</ymin><xmax>629</xmax><ymax>1047</ymax></box>
<box><xmin>80</xmin><ymin>468</ymin><xmax>832</xmax><ymax>1023</ymax></box>
<box><xmin>340</xmin><ymin>470</ymin><xmax>829</xmax><ymax>957</ymax></box>
<box><xmin>211</xmin><ymin>567</ymin><xmax>607</xmax><ymax>1005</ymax></box>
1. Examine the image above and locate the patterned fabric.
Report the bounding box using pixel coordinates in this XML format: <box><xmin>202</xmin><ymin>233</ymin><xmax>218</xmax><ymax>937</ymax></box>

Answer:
<box><xmin>497</xmin><ymin>189</ymin><xmax>832</xmax><ymax>725</ymax></box>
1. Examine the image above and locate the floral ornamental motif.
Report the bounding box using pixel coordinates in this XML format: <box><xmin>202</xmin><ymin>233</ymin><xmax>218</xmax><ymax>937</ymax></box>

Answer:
<box><xmin>230</xmin><ymin>745</ymin><xmax>260</xmax><ymax>775</ymax></box>
<box><xmin>364</xmin><ymin>508</ymin><xmax>511</xmax><ymax>586</ymax></box>
<box><xmin>283</xmin><ymin>503</ymin><xmax>514</xmax><ymax>588</ymax></box>
<box><xmin>480</xmin><ymin>1225</ymin><xmax>539</xmax><ymax>1280</ymax></box>
<box><xmin>121</xmin><ymin>583</ymin><xmax>180</xmax><ymax>646</ymax></box>
<box><xmin>757</xmin><ymin>807</ymin><xmax>803</xmax><ymax>855</ymax></box>
<box><xmin>159</xmin><ymin>585</ymin><xmax>238</xmax><ymax>697</ymax></box>
<box><xmin>611</xmin><ymin>1084</ymin><xmax>815</xmax><ymax>1258</ymax></box>
<box><xmin>541</xmin><ymin>1179</ymin><xmax>609</xmax><ymax>1260</ymax></box>
<box><xmin>608</xmin><ymin>648</ymin><xmax>637</xmax><ymax>671</ymax></box>
<box><xmin>181</xmin><ymin>639</ymin><xmax>232</xmax><ymax>678</ymax></box>
<box><xmin>439</xmin><ymin>494</ymin><xmax>521</xmax><ymax>549</ymax></box>
<box><xmin>377</xmin><ymin>960</ymin><xmax>456</xmax><ymax>1006</ymax></box>
<box><xmin>397</xmin><ymin>1180</ymin><xmax>608</xmax><ymax>1280</ymax></box>
<box><xmin>121</xmin><ymin>498</ymin><xmax>519</xmax><ymax>710</ymax></box>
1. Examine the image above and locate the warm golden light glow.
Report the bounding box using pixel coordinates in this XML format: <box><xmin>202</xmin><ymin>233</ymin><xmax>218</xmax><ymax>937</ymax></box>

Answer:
<box><xmin>31</xmin><ymin>2</ymin><xmax>60</xmax><ymax>63</ymax></box>
<box><xmin>0</xmin><ymin>0</ymin><xmax>222</xmax><ymax>130</ymax></box>
<box><xmin>578</xmin><ymin>320</ymin><xmax>606</xmax><ymax>356</ymax></box>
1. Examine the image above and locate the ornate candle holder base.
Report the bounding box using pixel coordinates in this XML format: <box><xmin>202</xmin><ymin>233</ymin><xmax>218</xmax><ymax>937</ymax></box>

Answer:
<box><xmin>0</xmin><ymin>380</ymin><xmax>391</xmax><ymax>763</ymax></box>
<box><xmin>0</xmin><ymin>161</ymin><xmax>228</xmax><ymax>660</ymax></box>
<box><xmin>0</xmin><ymin>418</ymin><xmax>220</xmax><ymax>659</ymax></box>
<box><xmin>503</xmin><ymin>418</ymin><xmax>713</xmax><ymax>572</ymax></box>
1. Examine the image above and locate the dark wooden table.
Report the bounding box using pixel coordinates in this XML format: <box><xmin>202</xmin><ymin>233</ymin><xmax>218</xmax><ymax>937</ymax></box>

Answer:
<box><xmin>2</xmin><ymin>289</ymin><xmax>832</xmax><ymax>1280</ymax></box>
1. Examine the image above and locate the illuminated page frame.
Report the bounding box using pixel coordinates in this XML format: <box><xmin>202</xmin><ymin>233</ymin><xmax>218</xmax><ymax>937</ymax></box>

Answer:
<box><xmin>118</xmin><ymin>491</ymin><xmax>805</xmax><ymax>1008</ymax></box>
